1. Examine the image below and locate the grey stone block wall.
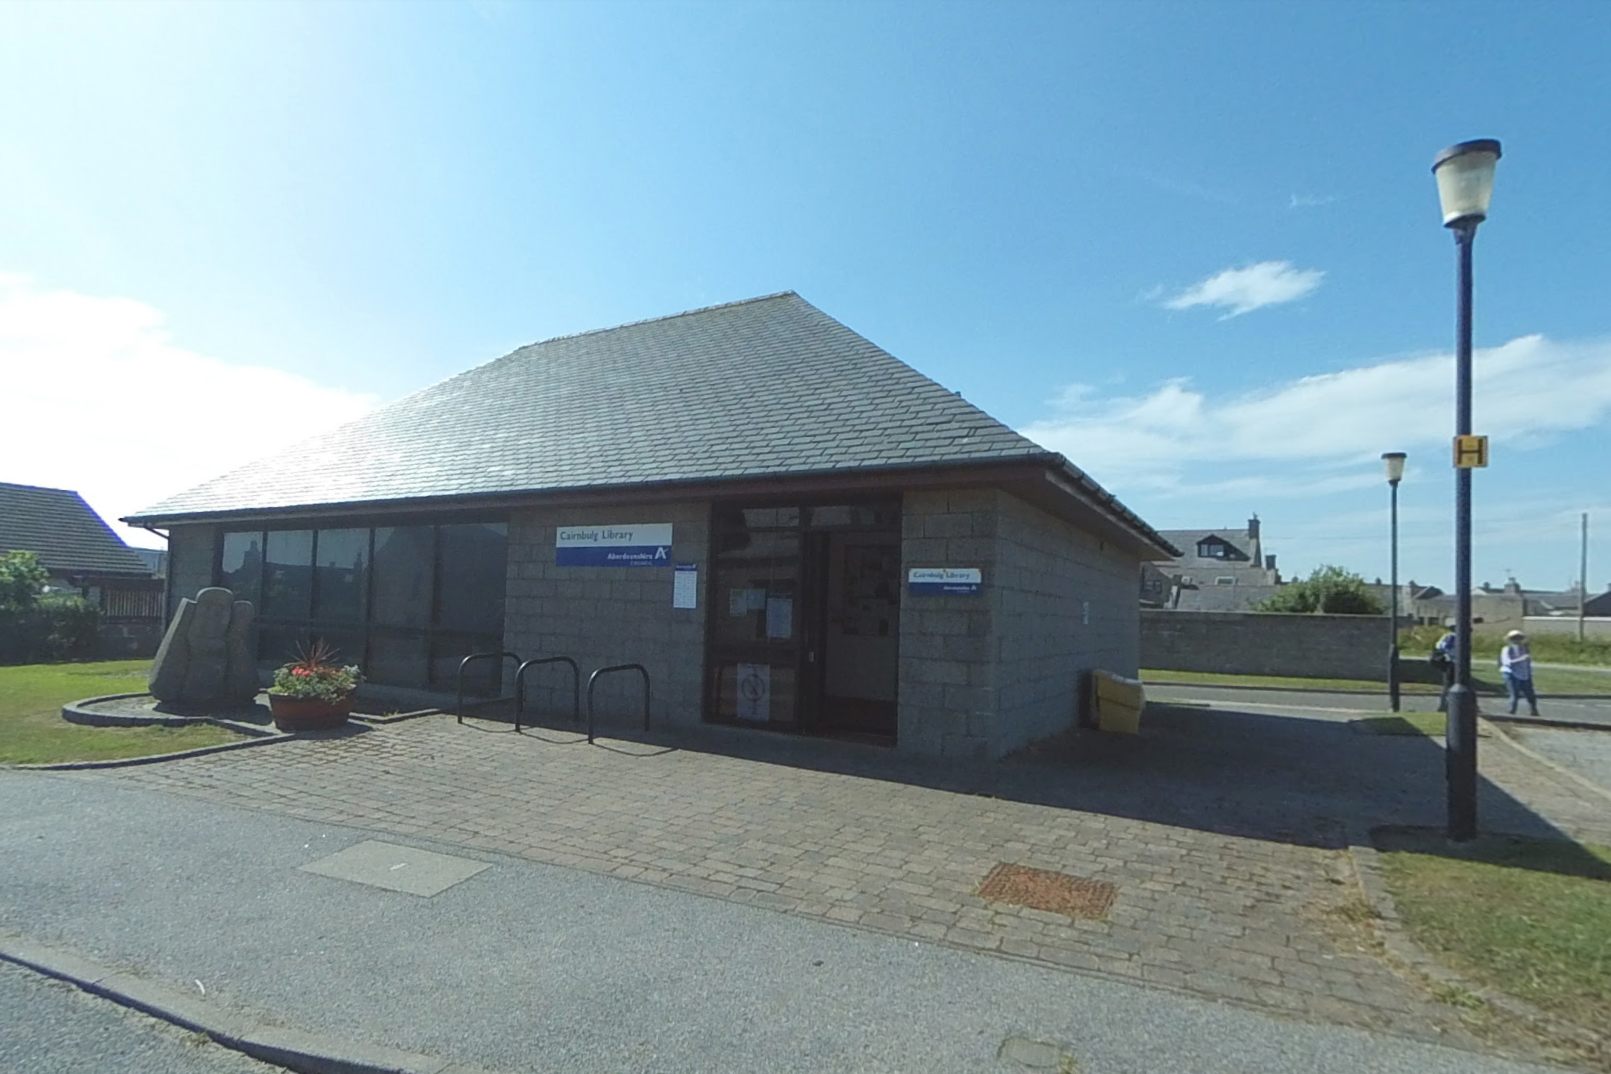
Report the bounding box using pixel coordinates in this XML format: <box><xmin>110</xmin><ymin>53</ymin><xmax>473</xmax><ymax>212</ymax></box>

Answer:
<box><xmin>898</xmin><ymin>490</ymin><xmax>999</xmax><ymax>761</ymax></box>
<box><xmin>991</xmin><ymin>491</ymin><xmax>1142</xmax><ymax>757</ymax></box>
<box><xmin>1140</xmin><ymin>609</ymin><xmax>1391</xmax><ymax>680</ymax></box>
<box><xmin>898</xmin><ymin>489</ymin><xmax>1144</xmax><ymax>761</ymax></box>
<box><xmin>503</xmin><ymin>502</ymin><xmax>708</xmax><ymax>733</ymax></box>
<box><xmin>165</xmin><ymin>525</ymin><xmax>216</xmax><ymax>621</ymax></box>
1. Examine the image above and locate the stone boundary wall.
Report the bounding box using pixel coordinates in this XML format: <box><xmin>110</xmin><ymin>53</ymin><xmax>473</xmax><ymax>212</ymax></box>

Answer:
<box><xmin>1521</xmin><ymin>615</ymin><xmax>1611</xmax><ymax>639</ymax></box>
<box><xmin>1141</xmin><ymin>609</ymin><xmax>1391</xmax><ymax>681</ymax></box>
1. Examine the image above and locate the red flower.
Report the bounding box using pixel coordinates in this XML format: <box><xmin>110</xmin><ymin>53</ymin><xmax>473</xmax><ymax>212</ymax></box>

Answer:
<box><xmin>293</xmin><ymin>667</ymin><xmax>311</xmax><ymax>676</ymax></box>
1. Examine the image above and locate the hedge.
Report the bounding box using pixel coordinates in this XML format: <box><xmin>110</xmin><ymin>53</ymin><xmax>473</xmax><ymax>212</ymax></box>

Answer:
<box><xmin>0</xmin><ymin>598</ymin><xmax>101</xmax><ymax>665</ymax></box>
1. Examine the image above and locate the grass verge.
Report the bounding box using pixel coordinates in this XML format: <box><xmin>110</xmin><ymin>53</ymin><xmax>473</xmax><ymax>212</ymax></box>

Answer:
<box><xmin>1142</xmin><ymin>666</ymin><xmax>1610</xmax><ymax>696</ymax></box>
<box><xmin>1376</xmin><ymin>828</ymin><xmax>1611</xmax><ymax>1034</ymax></box>
<box><xmin>1353</xmin><ymin>713</ymin><xmax>1491</xmax><ymax>737</ymax></box>
<box><xmin>0</xmin><ymin>659</ymin><xmax>243</xmax><ymax>765</ymax></box>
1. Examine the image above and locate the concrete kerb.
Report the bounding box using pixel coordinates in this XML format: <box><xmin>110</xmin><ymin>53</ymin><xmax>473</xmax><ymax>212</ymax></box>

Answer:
<box><xmin>28</xmin><ymin>692</ymin><xmax>445</xmax><ymax>772</ymax></box>
<box><xmin>0</xmin><ymin>934</ymin><xmax>507</xmax><ymax>1074</ymax></box>
<box><xmin>1345</xmin><ymin>841</ymin><xmax>1608</xmax><ymax>1062</ymax></box>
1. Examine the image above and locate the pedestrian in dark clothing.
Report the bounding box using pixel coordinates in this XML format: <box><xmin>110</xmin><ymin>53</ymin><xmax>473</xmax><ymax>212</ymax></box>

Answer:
<box><xmin>1433</xmin><ymin>621</ymin><xmax>1458</xmax><ymax>713</ymax></box>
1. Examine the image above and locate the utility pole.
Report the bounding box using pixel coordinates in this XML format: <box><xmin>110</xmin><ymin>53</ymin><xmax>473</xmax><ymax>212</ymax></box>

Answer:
<box><xmin>1582</xmin><ymin>512</ymin><xmax>1590</xmax><ymax>643</ymax></box>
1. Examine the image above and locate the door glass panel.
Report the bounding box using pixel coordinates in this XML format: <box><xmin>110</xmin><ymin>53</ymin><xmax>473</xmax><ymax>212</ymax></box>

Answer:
<box><xmin>711</xmin><ymin>530</ymin><xmax>800</xmax><ymax>647</ymax></box>
<box><xmin>710</xmin><ymin>661</ymin><xmax>797</xmax><ymax>726</ymax></box>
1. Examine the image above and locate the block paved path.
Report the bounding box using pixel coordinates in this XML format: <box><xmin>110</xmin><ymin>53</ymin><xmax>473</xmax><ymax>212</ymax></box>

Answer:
<box><xmin>78</xmin><ymin>701</ymin><xmax>1602</xmax><ymax>1052</ymax></box>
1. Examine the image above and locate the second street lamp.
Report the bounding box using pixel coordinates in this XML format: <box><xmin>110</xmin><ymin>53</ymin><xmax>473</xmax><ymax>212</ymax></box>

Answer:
<box><xmin>1433</xmin><ymin>137</ymin><xmax>1501</xmax><ymax>842</ymax></box>
<box><xmin>1383</xmin><ymin>452</ymin><xmax>1406</xmax><ymax>712</ymax></box>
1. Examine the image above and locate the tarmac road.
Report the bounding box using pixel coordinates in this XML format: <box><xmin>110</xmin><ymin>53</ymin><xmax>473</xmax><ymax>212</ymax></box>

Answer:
<box><xmin>0</xmin><ymin>958</ymin><xmax>285</xmax><ymax>1074</ymax></box>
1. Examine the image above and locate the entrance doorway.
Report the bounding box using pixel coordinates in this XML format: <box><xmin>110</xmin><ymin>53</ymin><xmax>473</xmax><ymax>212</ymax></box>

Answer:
<box><xmin>705</xmin><ymin>500</ymin><xmax>901</xmax><ymax>743</ymax></box>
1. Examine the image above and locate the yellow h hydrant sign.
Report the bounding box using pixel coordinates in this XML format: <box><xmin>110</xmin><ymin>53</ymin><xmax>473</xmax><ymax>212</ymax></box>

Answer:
<box><xmin>1453</xmin><ymin>435</ymin><xmax>1489</xmax><ymax>468</ymax></box>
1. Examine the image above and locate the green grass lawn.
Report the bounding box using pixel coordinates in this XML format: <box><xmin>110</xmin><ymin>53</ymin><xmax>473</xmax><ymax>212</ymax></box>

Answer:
<box><xmin>1377</xmin><ymin>830</ymin><xmax>1611</xmax><ymax>1033</ymax></box>
<box><xmin>0</xmin><ymin>659</ymin><xmax>242</xmax><ymax>765</ymax></box>
<box><xmin>1142</xmin><ymin>666</ymin><xmax>1611</xmax><ymax>696</ymax></box>
<box><xmin>1399</xmin><ymin>625</ymin><xmax>1611</xmax><ymax>667</ymax></box>
<box><xmin>1353</xmin><ymin>713</ymin><xmax>1492</xmax><ymax>737</ymax></box>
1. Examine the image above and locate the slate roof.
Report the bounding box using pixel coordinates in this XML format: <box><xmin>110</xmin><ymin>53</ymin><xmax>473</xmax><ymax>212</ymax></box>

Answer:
<box><xmin>1156</xmin><ymin>528</ymin><xmax>1258</xmax><ymax>567</ymax></box>
<box><xmin>129</xmin><ymin>292</ymin><xmax>1171</xmax><ymax>552</ymax></box>
<box><xmin>0</xmin><ymin>481</ymin><xmax>151</xmax><ymax>577</ymax></box>
<box><xmin>1170</xmin><ymin>584</ymin><xmax>1283</xmax><ymax>613</ymax></box>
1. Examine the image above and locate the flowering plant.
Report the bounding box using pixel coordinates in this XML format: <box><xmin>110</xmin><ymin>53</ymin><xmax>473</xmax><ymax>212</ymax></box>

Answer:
<box><xmin>269</xmin><ymin>639</ymin><xmax>363</xmax><ymax>702</ymax></box>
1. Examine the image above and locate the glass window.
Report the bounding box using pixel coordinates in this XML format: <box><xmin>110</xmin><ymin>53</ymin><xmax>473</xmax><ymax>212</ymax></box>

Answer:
<box><xmin>368</xmin><ymin>629</ymin><xmax>429</xmax><ymax>690</ymax></box>
<box><xmin>220</xmin><ymin>531</ymin><xmax>264</xmax><ymax>605</ymax></box>
<box><xmin>429</xmin><ymin>633</ymin><xmax>504</xmax><ymax>696</ymax></box>
<box><xmin>257</xmin><ymin>625</ymin><xmax>309</xmax><ymax>672</ymax></box>
<box><xmin>372</xmin><ymin>526</ymin><xmax>435</xmax><ymax>627</ymax></box>
<box><xmin>262</xmin><ymin>531</ymin><xmax>314</xmax><ymax>619</ymax></box>
<box><xmin>437</xmin><ymin>523</ymin><xmax>507</xmax><ymax>634</ymax></box>
<box><xmin>313</xmin><ymin>529</ymin><xmax>368</xmax><ymax>622</ymax></box>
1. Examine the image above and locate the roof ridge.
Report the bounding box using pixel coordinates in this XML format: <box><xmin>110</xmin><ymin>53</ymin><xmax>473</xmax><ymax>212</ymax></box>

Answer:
<box><xmin>529</xmin><ymin>291</ymin><xmax>800</xmax><ymax>348</ymax></box>
<box><xmin>0</xmin><ymin>480</ymin><xmax>75</xmax><ymax>495</ymax></box>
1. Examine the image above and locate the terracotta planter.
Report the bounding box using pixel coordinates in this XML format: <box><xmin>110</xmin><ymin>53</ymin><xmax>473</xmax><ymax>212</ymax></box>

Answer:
<box><xmin>268</xmin><ymin>694</ymin><xmax>353</xmax><ymax>732</ymax></box>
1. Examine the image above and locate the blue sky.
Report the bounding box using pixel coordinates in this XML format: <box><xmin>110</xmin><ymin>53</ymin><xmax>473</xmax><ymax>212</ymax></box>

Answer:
<box><xmin>2</xmin><ymin>0</ymin><xmax>1608</xmax><ymax>594</ymax></box>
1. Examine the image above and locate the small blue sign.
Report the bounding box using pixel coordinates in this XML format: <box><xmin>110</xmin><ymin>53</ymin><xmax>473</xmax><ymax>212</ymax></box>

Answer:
<box><xmin>907</xmin><ymin>567</ymin><xmax>982</xmax><ymax>596</ymax></box>
<box><xmin>556</xmin><ymin>523</ymin><xmax>673</xmax><ymax>567</ymax></box>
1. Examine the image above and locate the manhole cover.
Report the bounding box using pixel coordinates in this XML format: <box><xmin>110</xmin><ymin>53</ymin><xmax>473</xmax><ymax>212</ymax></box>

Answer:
<box><xmin>977</xmin><ymin>863</ymin><xmax>1117</xmax><ymax>920</ymax></box>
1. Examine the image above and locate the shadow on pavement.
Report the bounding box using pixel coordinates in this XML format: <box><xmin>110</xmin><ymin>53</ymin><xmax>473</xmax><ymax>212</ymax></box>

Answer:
<box><xmin>475</xmin><ymin>700</ymin><xmax>1601</xmax><ymax>876</ymax></box>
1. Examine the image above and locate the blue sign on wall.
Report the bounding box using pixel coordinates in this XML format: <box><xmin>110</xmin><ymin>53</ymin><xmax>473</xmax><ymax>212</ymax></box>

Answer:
<box><xmin>556</xmin><ymin>524</ymin><xmax>673</xmax><ymax>567</ymax></box>
<box><xmin>907</xmin><ymin>567</ymin><xmax>982</xmax><ymax>596</ymax></box>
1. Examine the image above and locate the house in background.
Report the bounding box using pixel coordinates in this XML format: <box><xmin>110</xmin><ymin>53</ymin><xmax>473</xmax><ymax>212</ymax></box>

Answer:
<box><xmin>0</xmin><ymin>481</ymin><xmax>167</xmax><ymax>656</ymax></box>
<box><xmin>1143</xmin><ymin>517</ymin><xmax>1282</xmax><ymax>612</ymax></box>
<box><xmin>127</xmin><ymin>292</ymin><xmax>1175</xmax><ymax>761</ymax></box>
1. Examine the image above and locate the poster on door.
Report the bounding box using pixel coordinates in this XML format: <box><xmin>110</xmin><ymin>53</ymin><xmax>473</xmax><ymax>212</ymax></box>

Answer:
<box><xmin>736</xmin><ymin>663</ymin><xmax>771</xmax><ymax>722</ymax></box>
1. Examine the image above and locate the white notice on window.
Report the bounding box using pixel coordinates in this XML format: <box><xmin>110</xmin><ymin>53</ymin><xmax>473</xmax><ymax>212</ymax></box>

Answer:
<box><xmin>728</xmin><ymin>588</ymin><xmax>749</xmax><ymax>617</ymax></box>
<box><xmin>766</xmin><ymin>597</ymin><xmax>793</xmax><ymax>640</ymax></box>
<box><xmin>736</xmin><ymin>663</ymin><xmax>771</xmax><ymax>721</ymax></box>
<box><xmin>673</xmin><ymin>563</ymin><xmax>698</xmax><ymax>609</ymax></box>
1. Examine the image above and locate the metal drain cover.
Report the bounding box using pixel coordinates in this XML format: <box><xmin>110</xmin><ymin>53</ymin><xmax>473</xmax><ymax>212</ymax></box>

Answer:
<box><xmin>978</xmin><ymin>863</ymin><xmax>1117</xmax><ymax>920</ymax></box>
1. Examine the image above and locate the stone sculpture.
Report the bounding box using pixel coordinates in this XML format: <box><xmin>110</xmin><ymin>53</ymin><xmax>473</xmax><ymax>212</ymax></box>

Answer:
<box><xmin>149</xmin><ymin>587</ymin><xmax>258</xmax><ymax>708</ymax></box>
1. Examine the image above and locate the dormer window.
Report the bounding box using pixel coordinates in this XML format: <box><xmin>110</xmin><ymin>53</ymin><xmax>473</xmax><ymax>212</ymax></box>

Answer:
<box><xmin>1198</xmin><ymin>540</ymin><xmax>1227</xmax><ymax>558</ymax></box>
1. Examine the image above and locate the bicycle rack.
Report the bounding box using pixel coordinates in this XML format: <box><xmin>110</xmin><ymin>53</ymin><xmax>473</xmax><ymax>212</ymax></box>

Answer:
<box><xmin>586</xmin><ymin>664</ymin><xmax>651</xmax><ymax>744</ymax></box>
<box><xmin>513</xmin><ymin>655</ymin><xmax>580</xmax><ymax>731</ymax></box>
<box><xmin>455</xmin><ymin>651</ymin><xmax>523</xmax><ymax>724</ymax></box>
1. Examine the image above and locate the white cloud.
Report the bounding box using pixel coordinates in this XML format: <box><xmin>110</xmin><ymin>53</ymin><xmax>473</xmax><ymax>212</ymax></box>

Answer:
<box><xmin>0</xmin><ymin>273</ymin><xmax>379</xmax><ymax>548</ymax></box>
<box><xmin>1288</xmin><ymin>193</ymin><xmax>1336</xmax><ymax>209</ymax></box>
<box><xmin>1022</xmin><ymin>333</ymin><xmax>1611</xmax><ymax>494</ymax></box>
<box><xmin>1162</xmin><ymin>260</ymin><xmax>1324</xmax><ymax>318</ymax></box>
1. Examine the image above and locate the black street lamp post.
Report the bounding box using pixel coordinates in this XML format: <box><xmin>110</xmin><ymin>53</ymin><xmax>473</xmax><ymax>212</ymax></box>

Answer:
<box><xmin>1383</xmin><ymin>452</ymin><xmax>1406</xmax><ymax>712</ymax></box>
<box><xmin>1432</xmin><ymin>138</ymin><xmax>1501</xmax><ymax>842</ymax></box>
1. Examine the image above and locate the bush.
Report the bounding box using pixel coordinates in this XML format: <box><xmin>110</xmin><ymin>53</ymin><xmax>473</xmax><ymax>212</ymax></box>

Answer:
<box><xmin>1256</xmin><ymin>565</ymin><xmax>1385</xmax><ymax>615</ymax></box>
<box><xmin>0</xmin><ymin>596</ymin><xmax>101</xmax><ymax>665</ymax></box>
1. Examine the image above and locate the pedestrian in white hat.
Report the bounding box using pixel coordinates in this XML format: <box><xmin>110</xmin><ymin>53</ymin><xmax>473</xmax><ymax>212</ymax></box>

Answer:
<box><xmin>1499</xmin><ymin>629</ymin><xmax>1539</xmax><ymax>717</ymax></box>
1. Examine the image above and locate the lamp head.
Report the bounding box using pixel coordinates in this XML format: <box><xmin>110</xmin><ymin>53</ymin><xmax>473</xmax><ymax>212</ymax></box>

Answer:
<box><xmin>1382</xmin><ymin>451</ymin><xmax>1407</xmax><ymax>485</ymax></box>
<box><xmin>1432</xmin><ymin>139</ymin><xmax>1501</xmax><ymax>227</ymax></box>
